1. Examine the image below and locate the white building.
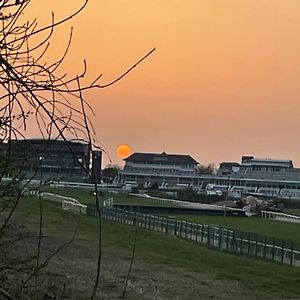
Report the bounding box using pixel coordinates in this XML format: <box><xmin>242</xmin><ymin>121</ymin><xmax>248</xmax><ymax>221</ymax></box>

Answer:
<box><xmin>118</xmin><ymin>152</ymin><xmax>200</xmax><ymax>188</ymax></box>
<box><xmin>118</xmin><ymin>153</ymin><xmax>300</xmax><ymax>199</ymax></box>
<box><xmin>214</xmin><ymin>156</ymin><xmax>300</xmax><ymax>198</ymax></box>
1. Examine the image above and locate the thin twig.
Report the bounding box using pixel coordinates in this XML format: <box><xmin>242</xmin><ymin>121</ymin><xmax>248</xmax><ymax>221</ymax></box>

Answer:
<box><xmin>122</xmin><ymin>228</ymin><xmax>138</xmax><ymax>300</ymax></box>
<box><xmin>34</xmin><ymin>189</ymin><xmax>43</xmax><ymax>299</ymax></box>
<box><xmin>0</xmin><ymin>287</ymin><xmax>16</xmax><ymax>300</ymax></box>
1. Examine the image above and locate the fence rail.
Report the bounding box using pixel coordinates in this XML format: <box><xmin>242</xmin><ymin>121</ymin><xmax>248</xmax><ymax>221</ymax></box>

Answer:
<box><xmin>129</xmin><ymin>193</ymin><xmax>245</xmax><ymax>213</ymax></box>
<box><xmin>261</xmin><ymin>210</ymin><xmax>300</xmax><ymax>224</ymax></box>
<box><xmin>86</xmin><ymin>206</ymin><xmax>300</xmax><ymax>267</ymax></box>
<box><xmin>62</xmin><ymin>200</ymin><xmax>87</xmax><ymax>214</ymax></box>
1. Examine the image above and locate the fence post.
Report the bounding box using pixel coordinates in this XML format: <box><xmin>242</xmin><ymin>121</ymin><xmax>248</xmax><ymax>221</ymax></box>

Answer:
<box><xmin>255</xmin><ymin>234</ymin><xmax>258</xmax><ymax>257</ymax></box>
<box><xmin>219</xmin><ymin>227</ymin><xmax>223</xmax><ymax>250</ymax></box>
<box><xmin>179</xmin><ymin>220</ymin><xmax>182</xmax><ymax>237</ymax></box>
<box><xmin>226</xmin><ymin>230</ymin><xmax>229</xmax><ymax>251</ymax></box>
<box><xmin>281</xmin><ymin>239</ymin><xmax>285</xmax><ymax>264</ymax></box>
<box><xmin>201</xmin><ymin>225</ymin><xmax>204</xmax><ymax>243</ymax></box>
<box><xmin>272</xmin><ymin>237</ymin><xmax>275</xmax><ymax>261</ymax></box>
<box><xmin>160</xmin><ymin>216</ymin><xmax>162</xmax><ymax>232</ymax></box>
<box><xmin>290</xmin><ymin>242</ymin><xmax>294</xmax><ymax>266</ymax></box>
<box><xmin>166</xmin><ymin>217</ymin><xmax>169</xmax><ymax>234</ymax></box>
<box><xmin>185</xmin><ymin>222</ymin><xmax>188</xmax><ymax>239</ymax></box>
<box><xmin>247</xmin><ymin>232</ymin><xmax>250</xmax><ymax>255</ymax></box>
<box><xmin>186</xmin><ymin>222</ymin><xmax>188</xmax><ymax>239</ymax></box>
<box><xmin>117</xmin><ymin>208</ymin><xmax>120</xmax><ymax>222</ymax></box>
<box><xmin>231</xmin><ymin>231</ymin><xmax>236</xmax><ymax>252</ymax></box>
<box><xmin>147</xmin><ymin>214</ymin><xmax>150</xmax><ymax>229</ymax></box>
<box><xmin>263</xmin><ymin>236</ymin><xmax>267</xmax><ymax>259</ymax></box>
<box><xmin>207</xmin><ymin>226</ymin><xmax>210</xmax><ymax>246</ymax></box>
<box><xmin>159</xmin><ymin>216</ymin><xmax>161</xmax><ymax>231</ymax></box>
<box><xmin>241</xmin><ymin>231</ymin><xmax>244</xmax><ymax>254</ymax></box>
<box><xmin>195</xmin><ymin>224</ymin><xmax>199</xmax><ymax>242</ymax></box>
<box><xmin>143</xmin><ymin>214</ymin><xmax>146</xmax><ymax>229</ymax></box>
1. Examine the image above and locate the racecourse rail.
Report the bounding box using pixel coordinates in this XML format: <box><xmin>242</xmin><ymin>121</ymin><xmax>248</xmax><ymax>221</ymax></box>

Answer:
<box><xmin>261</xmin><ymin>210</ymin><xmax>300</xmax><ymax>224</ymax></box>
<box><xmin>89</xmin><ymin>203</ymin><xmax>300</xmax><ymax>267</ymax></box>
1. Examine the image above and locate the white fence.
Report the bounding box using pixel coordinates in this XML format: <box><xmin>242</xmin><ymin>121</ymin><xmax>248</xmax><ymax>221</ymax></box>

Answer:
<box><xmin>103</xmin><ymin>197</ymin><xmax>114</xmax><ymax>208</ymax></box>
<box><xmin>40</xmin><ymin>192</ymin><xmax>80</xmax><ymax>204</ymax></box>
<box><xmin>30</xmin><ymin>191</ymin><xmax>88</xmax><ymax>214</ymax></box>
<box><xmin>130</xmin><ymin>193</ymin><xmax>245</xmax><ymax>213</ymax></box>
<box><xmin>62</xmin><ymin>200</ymin><xmax>87</xmax><ymax>214</ymax></box>
<box><xmin>261</xmin><ymin>211</ymin><xmax>300</xmax><ymax>224</ymax></box>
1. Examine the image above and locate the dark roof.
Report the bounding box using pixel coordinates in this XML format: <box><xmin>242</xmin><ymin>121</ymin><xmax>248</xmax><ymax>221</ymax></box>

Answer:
<box><xmin>219</xmin><ymin>162</ymin><xmax>241</xmax><ymax>168</ymax></box>
<box><xmin>7</xmin><ymin>138</ymin><xmax>90</xmax><ymax>156</ymax></box>
<box><xmin>124</xmin><ymin>152</ymin><xmax>199</xmax><ymax>165</ymax></box>
<box><xmin>241</xmin><ymin>156</ymin><xmax>293</xmax><ymax>168</ymax></box>
<box><xmin>9</xmin><ymin>138</ymin><xmax>88</xmax><ymax>146</ymax></box>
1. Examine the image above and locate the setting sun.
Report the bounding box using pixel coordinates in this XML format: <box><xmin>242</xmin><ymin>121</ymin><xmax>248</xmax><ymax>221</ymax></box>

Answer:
<box><xmin>116</xmin><ymin>144</ymin><xmax>132</xmax><ymax>159</ymax></box>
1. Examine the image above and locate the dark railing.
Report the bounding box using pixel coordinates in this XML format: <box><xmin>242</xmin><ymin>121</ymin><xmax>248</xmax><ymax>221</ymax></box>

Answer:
<box><xmin>87</xmin><ymin>206</ymin><xmax>300</xmax><ymax>267</ymax></box>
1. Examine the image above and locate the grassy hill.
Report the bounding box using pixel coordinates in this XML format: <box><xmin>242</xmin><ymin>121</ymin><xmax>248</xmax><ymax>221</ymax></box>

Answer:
<box><xmin>10</xmin><ymin>194</ymin><xmax>300</xmax><ymax>299</ymax></box>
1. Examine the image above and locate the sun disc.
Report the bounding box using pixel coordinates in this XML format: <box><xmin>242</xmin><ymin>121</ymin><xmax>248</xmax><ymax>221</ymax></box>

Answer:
<box><xmin>116</xmin><ymin>144</ymin><xmax>132</xmax><ymax>159</ymax></box>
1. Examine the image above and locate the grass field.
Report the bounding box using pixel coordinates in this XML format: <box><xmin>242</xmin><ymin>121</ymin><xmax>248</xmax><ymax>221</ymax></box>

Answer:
<box><xmin>12</xmin><ymin>195</ymin><xmax>300</xmax><ymax>299</ymax></box>
<box><xmin>40</xmin><ymin>186</ymin><xmax>173</xmax><ymax>206</ymax></box>
<box><xmin>284</xmin><ymin>208</ymin><xmax>300</xmax><ymax>216</ymax></box>
<box><xmin>40</xmin><ymin>186</ymin><xmax>96</xmax><ymax>204</ymax></box>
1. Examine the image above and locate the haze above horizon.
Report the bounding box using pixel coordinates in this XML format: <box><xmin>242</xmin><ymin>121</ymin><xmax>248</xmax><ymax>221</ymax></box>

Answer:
<box><xmin>25</xmin><ymin>1</ymin><xmax>300</xmax><ymax>167</ymax></box>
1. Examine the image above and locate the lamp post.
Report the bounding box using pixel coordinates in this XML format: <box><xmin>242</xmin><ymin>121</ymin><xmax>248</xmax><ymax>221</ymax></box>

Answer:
<box><xmin>224</xmin><ymin>166</ymin><xmax>240</xmax><ymax>217</ymax></box>
<box><xmin>224</xmin><ymin>174</ymin><xmax>230</xmax><ymax>217</ymax></box>
<box><xmin>39</xmin><ymin>156</ymin><xmax>44</xmax><ymax>183</ymax></box>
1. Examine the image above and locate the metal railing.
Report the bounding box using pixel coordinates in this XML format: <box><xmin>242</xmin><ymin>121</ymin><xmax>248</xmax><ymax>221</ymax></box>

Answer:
<box><xmin>86</xmin><ymin>206</ymin><xmax>300</xmax><ymax>267</ymax></box>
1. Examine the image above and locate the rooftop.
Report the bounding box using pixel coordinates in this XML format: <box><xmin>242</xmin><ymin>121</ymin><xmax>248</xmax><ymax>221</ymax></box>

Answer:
<box><xmin>124</xmin><ymin>152</ymin><xmax>199</xmax><ymax>165</ymax></box>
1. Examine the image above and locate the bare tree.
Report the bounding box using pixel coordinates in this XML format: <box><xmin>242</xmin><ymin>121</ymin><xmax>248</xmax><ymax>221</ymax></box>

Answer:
<box><xmin>0</xmin><ymin>1</ymin><xmax>154</xmax><ymax>298</ymax></box>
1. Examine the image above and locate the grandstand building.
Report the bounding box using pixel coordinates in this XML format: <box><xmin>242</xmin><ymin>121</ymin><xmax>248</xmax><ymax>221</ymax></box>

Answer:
<box><xmin>118</xmin><ymin>152</ymin><xmax>201</xmax><ymax>188</ymax></box>
<box><xmin>210</xmin><ymin>156</ymin><xmax>300</xmax><ymax>198</ymax></box>
<box><xmin>6</xmin><ymin>139</ymin><xmax>91</xmax><ymax>182</ymax></box>
<box><xmin>119</xmin><ymin>153</ymin><xmax>300</xmax><ymax>199</ymax></box>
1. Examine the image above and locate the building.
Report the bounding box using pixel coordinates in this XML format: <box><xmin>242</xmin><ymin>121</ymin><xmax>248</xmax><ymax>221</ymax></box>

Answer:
<box><xmin>5</xmin><ymin>139</ymin><xmax>92</xmax><ymax>182</ymax></box>
<box><xmin>118</xmin><ymin>152</ymin><xmax>200</xmax><ymax>188</ymax></box>
<box><xmin>118</xmin><ymin>152</ymin><xmax>300</xmax><ymax>199</ymax></box>
<box><xmin>211</xmin><ymin>156</ymin><xmax>300</xmax><ymax>198</ymax></box>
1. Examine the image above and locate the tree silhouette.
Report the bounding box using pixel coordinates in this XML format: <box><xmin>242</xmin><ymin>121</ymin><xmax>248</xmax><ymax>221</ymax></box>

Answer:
<box><xmin>0</xmin><ymin>1</ymin><xmax>154</xmax><ymax>298</ymax></box>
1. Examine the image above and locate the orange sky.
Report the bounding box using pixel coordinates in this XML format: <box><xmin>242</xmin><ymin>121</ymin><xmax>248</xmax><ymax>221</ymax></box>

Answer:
<box><xmin>25</xmin><ymin>0</ymin><xmax>300</xmax><ymax>167</ymax></box>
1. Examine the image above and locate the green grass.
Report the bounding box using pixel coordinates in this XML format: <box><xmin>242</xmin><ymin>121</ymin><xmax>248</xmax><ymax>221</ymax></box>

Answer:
<box><xmin>284</xmin><ymin>208</ymin><xmax>300</xmax><ymax>216</ymax></box>
<box><xmin>170</xmin><ymin>214</ymin><xmax>300</xmax><ymax>244</ymax></box>
<box><xmin>112</xmin><ymin>194</ymin><xmax>171</xmax><ymax>206</ymax></box>
<box><xmin>39</xmin><ymin>187</ymin><xmax>173</xmax><ymax>207</ymax></box>
<box><xmin>40</xmin><ymin>186</ymin><xmax>98</xmax><ymax>204</ymax></box>
<box><xmin>13</xmin><ymin>197</ymin><xmax>300</xmax><ymax>299</ymax></box>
